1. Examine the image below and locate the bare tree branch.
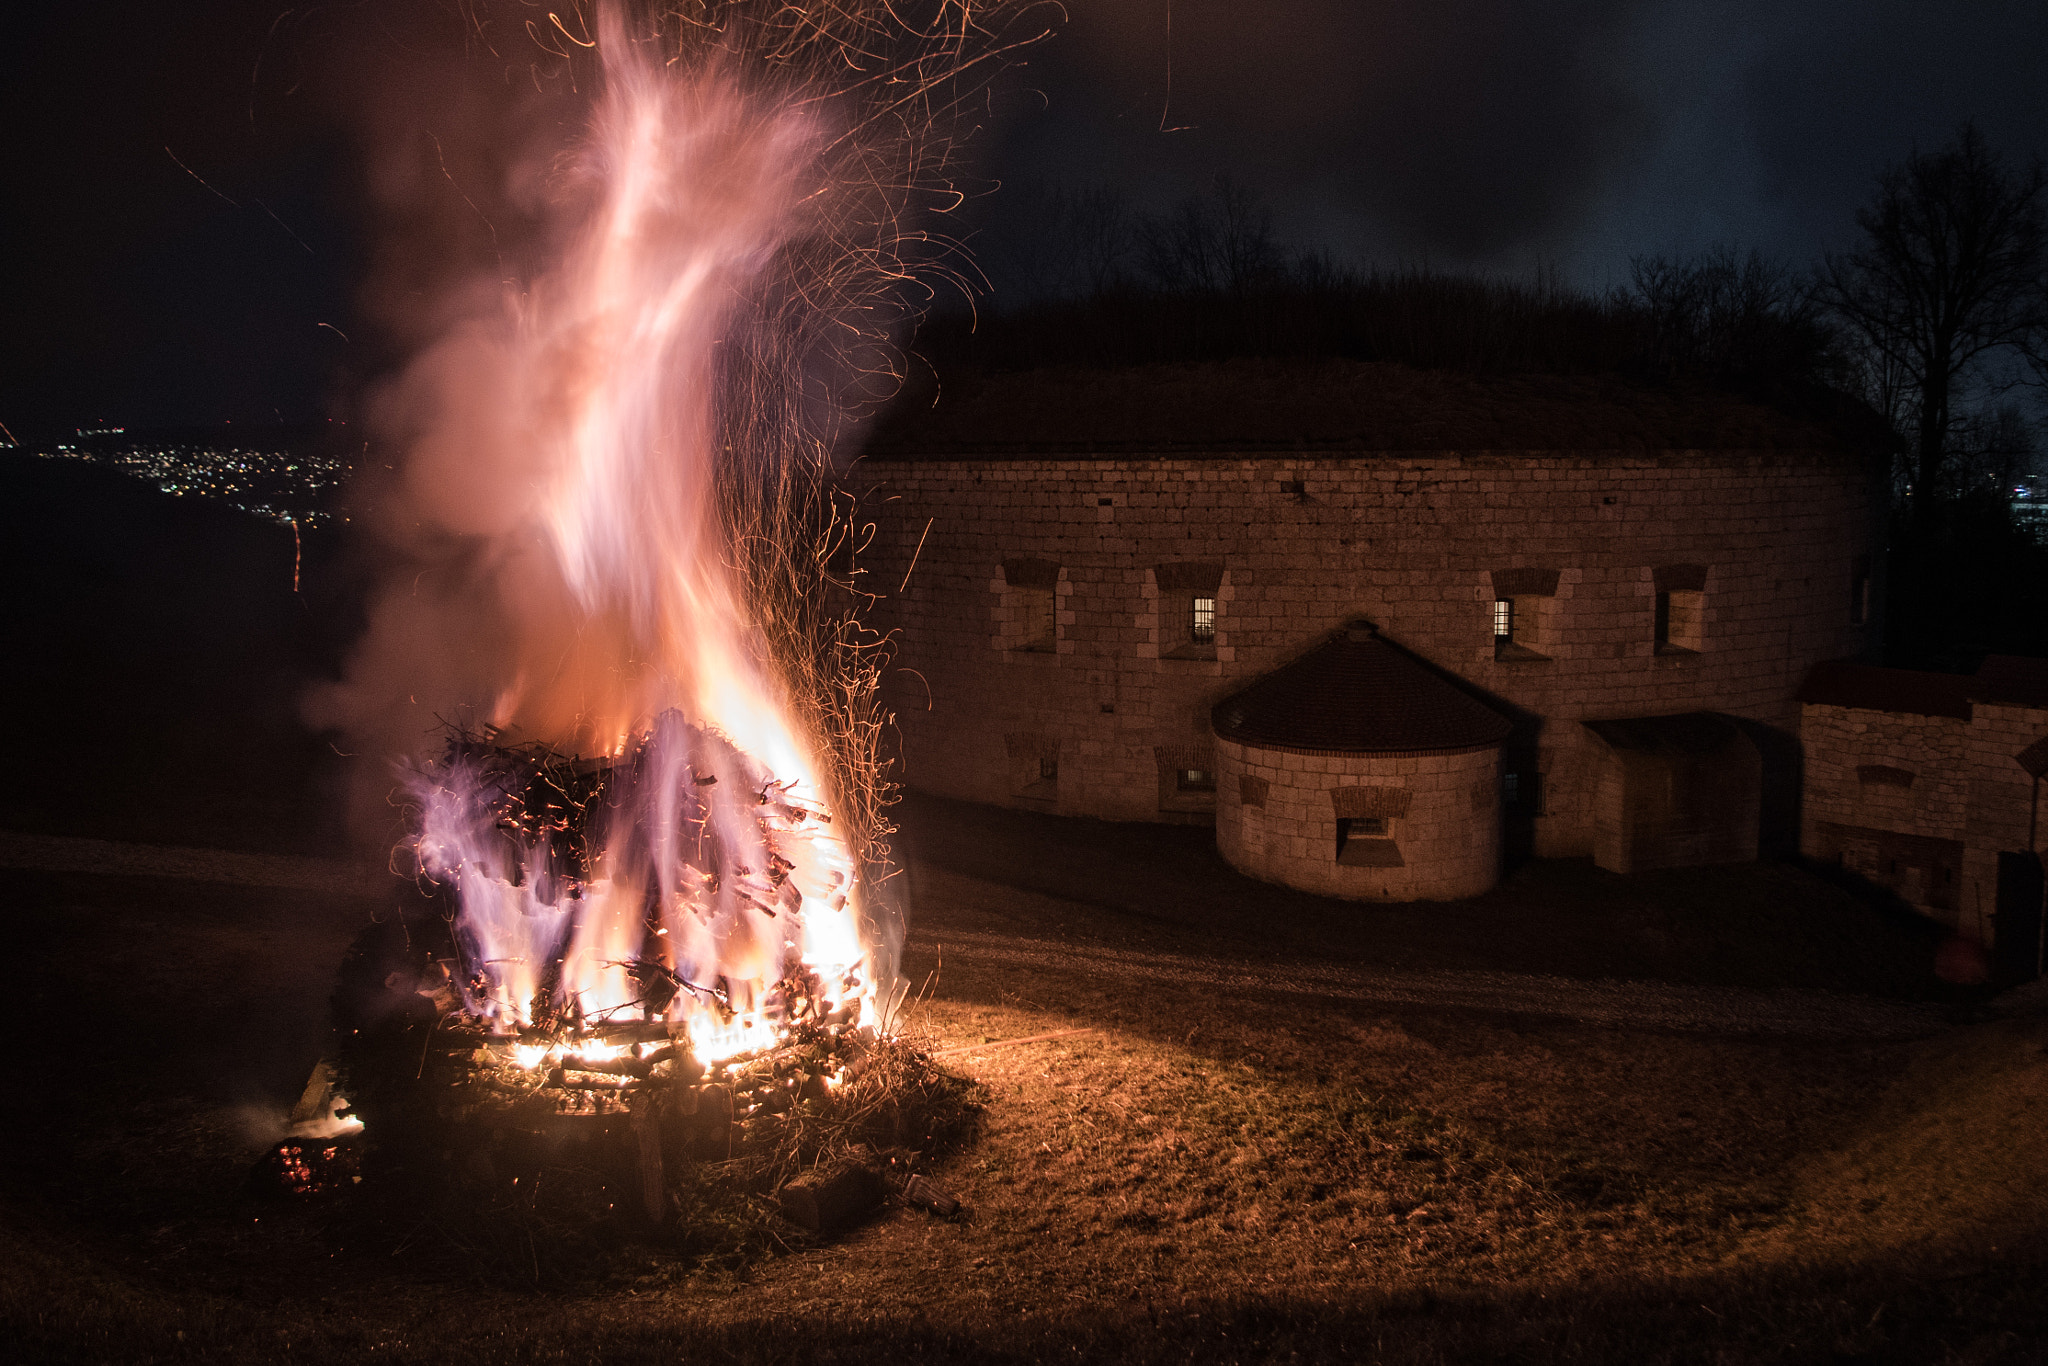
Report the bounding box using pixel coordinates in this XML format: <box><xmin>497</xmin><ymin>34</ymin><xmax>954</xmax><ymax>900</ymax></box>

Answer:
<box><xmin>1818</xmin><ymin>122</ymin><xmax>2048</xmax><ymax>511</ymax></box>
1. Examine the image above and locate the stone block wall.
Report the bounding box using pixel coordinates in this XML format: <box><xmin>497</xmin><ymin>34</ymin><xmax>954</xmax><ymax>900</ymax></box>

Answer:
<box><xmin>852</xmin><ymin>450</ymin><xmax>1879</xmax><ymax>853</ymax></box>
<box><xmin>1801</xmin><ymin>699</ymin><xmax>2048</xmax><ymax>942</ymax></box>
<box><xmin>1966</xmin><ymin>705</ymin><xmax>2048</xmax><ymax>958</ymax></box>
<box><xmin>1215</xmin><ymin>738</ymin><xmax>1501</xmax><ymax>901</ymax></box>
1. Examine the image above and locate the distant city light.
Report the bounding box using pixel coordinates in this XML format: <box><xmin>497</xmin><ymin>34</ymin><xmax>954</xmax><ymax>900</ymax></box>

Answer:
<box><xmin>32</xmin><ymin>438</ymin><xmax>351</xmax><ymax>527</ymax></box>
<box><xmin>2013</xmin><ymin>474</ymin><xmax>2048</xmax><ymax>541</ymax></box>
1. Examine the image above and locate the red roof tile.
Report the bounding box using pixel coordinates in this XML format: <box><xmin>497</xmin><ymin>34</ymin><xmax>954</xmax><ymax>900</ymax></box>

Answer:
<box><xmin>1798</xmin><ymin>655</ymin><xmax>2048</xmax><ymax>720</ymax></box>
<box><xmin>1212</xmin><ymin>623</ymin><xmax>1514</xmax><ymax>754</ymax></box>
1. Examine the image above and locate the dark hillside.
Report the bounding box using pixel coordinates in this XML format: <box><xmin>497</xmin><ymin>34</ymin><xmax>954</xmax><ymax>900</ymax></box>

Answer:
<box><xmin>0</xmin><ymin>453</ymin><xmax>357</xmax><ymax>854</ymax></box>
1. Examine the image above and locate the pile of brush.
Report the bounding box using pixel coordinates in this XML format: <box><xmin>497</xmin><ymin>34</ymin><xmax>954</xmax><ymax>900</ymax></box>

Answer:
<box><xmin>257</xmin><ymin>914</ymin><xmax>979</xmax><ymax>1282</ymax></box>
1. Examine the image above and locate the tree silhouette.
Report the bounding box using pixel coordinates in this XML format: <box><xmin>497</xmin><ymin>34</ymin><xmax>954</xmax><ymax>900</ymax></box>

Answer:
<box><xmin>1819</xmin><ymin>123</ymin><xmax>2047</xmax><ymax>520</ymax></box>
<box><xmin>1629</xmin><ymin>246</ymin><xmax>1836</xmax><ymax>398</ymax></box>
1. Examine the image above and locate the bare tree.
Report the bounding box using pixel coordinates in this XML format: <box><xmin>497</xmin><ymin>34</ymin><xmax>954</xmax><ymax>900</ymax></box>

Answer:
<box><xmin>1137</xmin><ymin>176</ymin><xmax>1282</xmax><ymax>295</ymax></box>
<box><xmin>1136</xmin><ymin>193</ymin><xmax>1221</xmax><ymax>292</ymax></box>
<box><xmin>977</xmin><ymin>181</ymin><xmax>1133</xmax><ymax>303</ymax></box>
<box><xmin>1820</xmin><ymin>123</ymin><xmax>2048</xmax><ymax>515</ymax></box>
<box><xmin>1630</xmin><ymin>246</ymin><xmax>1831</xmax><ymax>388</ymax></box>
<box><xmin>1949</xmin><ymin>401</ymin><xmax>2041</xmax><ymax>493</ymax></box>
<box><xmin>1213</xmin><ymin>177</ymin><xmax>1282</xmax><ymax>294</ymax></box>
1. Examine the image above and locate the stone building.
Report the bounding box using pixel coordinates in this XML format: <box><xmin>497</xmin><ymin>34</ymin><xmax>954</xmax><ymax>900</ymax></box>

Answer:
<box><xmin>1799</xmin><ymin>655</ymin><xmax>2048</xmax><ymax>972</ymax></box>
<box><xmin>1210</xmin><ymin>621</ymin><xmax>1513</xmax><ymax>900</ymax></box>
<box><xmin>851</xmin><ymin>358</ymin><xmax>1886</xmax><ymax>900</ymax></box>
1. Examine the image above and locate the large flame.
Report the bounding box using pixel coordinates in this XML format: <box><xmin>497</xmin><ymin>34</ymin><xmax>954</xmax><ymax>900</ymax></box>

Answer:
<box><xmin>402</xmin><ymin>10</ymin><xmax>874</xmax><ymax>1053</ymax></box>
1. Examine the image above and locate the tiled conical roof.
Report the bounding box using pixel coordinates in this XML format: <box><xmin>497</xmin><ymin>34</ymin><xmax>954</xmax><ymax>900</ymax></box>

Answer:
<box><xmin>1211</xmin><ymin>623</ymin><xmax>1513</xmax><ymax>754</ymax></box>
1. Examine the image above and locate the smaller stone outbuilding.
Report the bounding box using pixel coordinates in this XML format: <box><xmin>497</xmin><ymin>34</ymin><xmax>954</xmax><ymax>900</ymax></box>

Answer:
<box><xmin>1799</xmin><ymin>655</ymin><xmax>2048</xmax><ymax>978</ymax></box>
<box><xmin>1212</xmin><ymin>622</ymin><xmax>1515</xmax><ymax>901</ymax></box>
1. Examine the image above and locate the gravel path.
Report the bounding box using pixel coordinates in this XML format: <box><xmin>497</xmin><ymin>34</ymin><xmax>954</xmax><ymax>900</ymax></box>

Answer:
<box><xmin>907</xmin><ymin>924</ymin><xmax>1954</xmax><ymax>1040</ymax></box>
<box><xmin>2</xmin><ymin>828</ymin><xmax>1962</xmax><ymax>1039</ymax></box>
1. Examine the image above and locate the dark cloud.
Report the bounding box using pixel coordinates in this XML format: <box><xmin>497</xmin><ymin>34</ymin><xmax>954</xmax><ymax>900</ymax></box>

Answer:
<box><xmin>0</xmin><ymin>3</ymin><xmax>357</xmax><ymax>434</ymax></box>
<box><xmin>977</xmin><ymin>1</ymin><xmax>1655</xmax><ymax>265</ymax></box>
<box><xmin>1740</xmin><ymin>1</ymin><xmax>2048</xmax><ymax>254</ymax></box>
<box><xmin>972</xmin><ymin>0</ymin><xmax>2048</xmax><ymax>282</ymax></box>
<box><xmin>3</xmin><ymin>1</ymin><xmax>2046</xmax><ymax>431</ymax></box>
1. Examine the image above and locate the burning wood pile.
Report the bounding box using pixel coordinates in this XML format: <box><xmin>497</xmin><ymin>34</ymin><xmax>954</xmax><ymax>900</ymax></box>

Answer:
<box><xmin>257</xmin><ymin>722</ymin><xmax>974</xmax><ymax>1266</ymax></box>
<box><xmin>403</xmin><ymin>714</ymin><xmax>872</xmax><ymax>1048</ymax></box>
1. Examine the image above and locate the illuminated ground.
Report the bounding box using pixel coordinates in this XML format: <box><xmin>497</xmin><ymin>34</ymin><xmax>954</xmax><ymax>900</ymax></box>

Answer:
<box><xmin>5</xmin><ymin>817</ymin><xmax>2046</xmax><ymax>1364</ymax></box>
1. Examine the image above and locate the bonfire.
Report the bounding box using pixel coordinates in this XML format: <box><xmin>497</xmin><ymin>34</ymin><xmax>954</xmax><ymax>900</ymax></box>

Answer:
<box><xmin>266</xmin><ymin>0</ymin><xmax>1048</xmax><ymax>1263</ymax></box>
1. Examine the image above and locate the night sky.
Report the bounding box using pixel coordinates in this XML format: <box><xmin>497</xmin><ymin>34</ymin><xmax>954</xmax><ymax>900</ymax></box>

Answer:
<box><xmin>2</xmin><ymin>0</ymin><xmax>2043</xmax><ymax>437</ymax></box>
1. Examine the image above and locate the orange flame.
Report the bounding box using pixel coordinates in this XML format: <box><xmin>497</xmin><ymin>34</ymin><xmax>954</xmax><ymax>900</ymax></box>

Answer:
<box><xmin>404</xmin><ymin>8</ymin><xmax>873</xmax><ymax>1048</ymax></box>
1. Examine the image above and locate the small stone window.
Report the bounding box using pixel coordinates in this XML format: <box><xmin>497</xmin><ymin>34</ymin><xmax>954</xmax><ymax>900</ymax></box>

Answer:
<box><xmin>1489</xmin><ymin>567</ymin><xmax>1558</xmax><ymax>661</ymax></box>
<box><xmin>1016</xmin><ymin>588</ymin><xmax>1055</xmax><ymax>651</ymax></box>
<box><xmin>1335</xmin><ymin>818</ymin><xmax>1403</xmax><ymax>866</ymax></box>
<box><xmin>1652</xmin><ymin>564</ymin><xmax>1707</xmax><ymax>654</ymax></box>
<box><xmin>1330</xmin><ymin>785</ymin><xmax>1410</xmax><ymax>867</ymax></box>
<box><xmin>1154</xmin><ymin>562</ymin><xmax>1224</xmax><ymax>661</ymax></box>
<box><xmin>1155</xmin><ymin>744</ymin><xmax>1216</xmax><ymax>814</ymax></box>
<box><xmin>1504</xmin><ymin>769</ymin><xmax>1544</xmax><ymax>815</ymax></box>
<box><xmin>1000</xmin><ymin>558</ymin><xmax>1061</xmax><ymax>654</ymax></box>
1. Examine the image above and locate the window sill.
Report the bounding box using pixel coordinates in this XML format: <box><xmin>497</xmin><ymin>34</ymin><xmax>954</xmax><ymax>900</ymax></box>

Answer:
<box><xmin>1161</xmin><ymin>644</ymin><xmax>1218</xmax><ymax>662</ymax></box>
<box><xmin>1654</xmin><ymin>643</ymin><xmax>1700</xmax><ymax>658</ymax></box>
<box><xmin>1336</xmin><ymin>838</ymin><xmax>1405</xmax><ymax>868</ymax></box>
<box><xmin>1493</xmin><ymin>641</ymin><xmax>1551</xmax><ymax>663</ymax></box>
<box><xmin>1012</xmin><ymin>644</ymin><xmax>1058</xmax><ymax>655</ymax></box>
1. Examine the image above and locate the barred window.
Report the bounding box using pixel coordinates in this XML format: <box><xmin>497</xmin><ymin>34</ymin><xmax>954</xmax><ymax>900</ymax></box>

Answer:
<box><xmin>1493</xmin><ymin>598</ymin><xmax>1514</xmax><ymax>640</ymax></box>
<box><xmin>1177</xmin><ymin>767</ymin><xmax>1215</xmax><ymax>792</ymax></box>
<box><xmin>1192</xmin><ymin>596</ymin><xmax>1217</xmax><ymax>644</ymax></box>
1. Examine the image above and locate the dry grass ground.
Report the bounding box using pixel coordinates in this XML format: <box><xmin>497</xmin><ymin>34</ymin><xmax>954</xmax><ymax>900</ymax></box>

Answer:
<box><xmin>5</xmin><ymin>813</ymin><xmax>2048</xmax><ymax>1363</ymax></box>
